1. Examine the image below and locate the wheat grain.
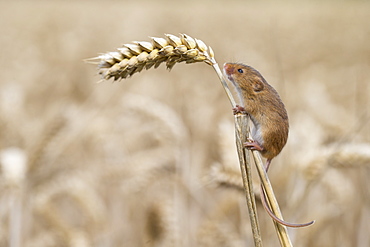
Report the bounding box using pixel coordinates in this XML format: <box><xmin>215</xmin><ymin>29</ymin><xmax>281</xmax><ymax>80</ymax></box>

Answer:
<box><xmin>145</xmin><ymin>202</ymin><xmax>166</xmax><ymax>244</ymax></box>
<box><xmin>328</xmin><ymin>143</ymin><xmax>370</xmax><ymax>168</ymax></box>
<box><xmin>100</xmin><ymin>94</ymin><xmax>189</xmax><ymax>192</ymax></box>
<box><xmin>0</xmin><ymin>148</ymin><xmax>27</xmax><ymax>185</ymax></box>
<box><xmin>303</xmin><ymin>143</ymin><xmax>370</xmax><ymax>181</ymax></box>
<box><xmin>123</xmin><ymin>94</ymin><xmax>188</xmax><ymax>143</ymax></box>
<box><xmin>87</xmin><ymin>34</ymin><xmax>215</xmax><ymax>80</ymax></box>
<box><xmin>197</xmin><ymin>197</ymin><xmax>243</xmax><ymax>247</ymax></box>
<box><xmin>109</xmin><ymin>148</ymin><xmax>176</xmax><ymax>192</ymax></box>
<box><xmin>208</xmin><ymin>163</ymin><xmax>244</xmax><ymax>192</ymax></box>
<box><xmin>27</xmin><ymin>115</ymin><xmax>66</xmax><ymax>173</ymax></box>
<box><xmin>33</xmin><ymin>170</ymin><xmax>106</xmax><ymax>240</ymax></box>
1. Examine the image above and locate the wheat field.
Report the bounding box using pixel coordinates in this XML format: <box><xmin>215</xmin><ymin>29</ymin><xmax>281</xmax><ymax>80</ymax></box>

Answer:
<box><xmin>0</xmin><ymin>1</ymin><xmax>369</xmax><ymax>246</ymax></box>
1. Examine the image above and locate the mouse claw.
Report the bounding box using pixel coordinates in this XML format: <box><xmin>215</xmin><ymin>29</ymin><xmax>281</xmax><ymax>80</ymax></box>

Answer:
<box><xmin>233</xmin><ymin>105</ymin><xmax>247</xmax><ymax>115</ymax></box>
<box><xmin>244</xmin><ymin>140</ymin><xmax>264</xmax><ymax>152</ymax></box>
<box><xmin>246</xmin><ymin>138</ymin><xmax>254</xmax><ymax>143</ymax></box>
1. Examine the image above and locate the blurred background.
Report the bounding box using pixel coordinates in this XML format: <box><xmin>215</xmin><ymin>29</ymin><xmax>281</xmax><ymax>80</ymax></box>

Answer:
<box><xmin>0</xmin><ymin>0</ymin><xmax>369</xmax><ymax>246</ymax></box>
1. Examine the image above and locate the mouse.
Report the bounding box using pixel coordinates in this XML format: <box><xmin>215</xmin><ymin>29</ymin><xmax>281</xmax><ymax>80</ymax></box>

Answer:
<box><xmin>223</xmin><ymin>62</ymin><xmax>314</xmax><ymax>228</ymax></box>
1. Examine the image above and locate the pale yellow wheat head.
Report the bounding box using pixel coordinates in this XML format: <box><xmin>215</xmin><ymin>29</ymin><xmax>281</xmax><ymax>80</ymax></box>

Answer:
<box><xmin>88</xmin><ymin>34</ymin><xmax>216</xmax><ymax>81</ymax></box>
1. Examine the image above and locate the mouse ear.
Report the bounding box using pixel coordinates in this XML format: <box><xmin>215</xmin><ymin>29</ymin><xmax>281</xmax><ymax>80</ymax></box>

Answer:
<box><xmin>253</xmin><ymin>79</ymin><xmax>264</xmax><ymax>92</ymax></box>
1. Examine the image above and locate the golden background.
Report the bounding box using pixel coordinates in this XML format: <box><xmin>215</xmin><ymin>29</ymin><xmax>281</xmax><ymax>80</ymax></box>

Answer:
<box><xmin>0</xmin><ymin>1</ymin><xmax>369</xmax><ymax>246</ymax></box>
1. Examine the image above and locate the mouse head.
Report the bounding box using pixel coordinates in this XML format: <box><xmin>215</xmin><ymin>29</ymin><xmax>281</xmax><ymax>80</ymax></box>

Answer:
<box><xmin>224</xmin><ymin>63</ymin><xmax>266</xmax><ymax>94</ymax></box>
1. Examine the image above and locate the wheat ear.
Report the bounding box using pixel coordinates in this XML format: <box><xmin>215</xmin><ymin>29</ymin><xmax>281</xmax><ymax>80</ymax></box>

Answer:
<box><xmin>87</xmin><ymin>34</ymin><xmax>212</xmax><ymax>80</ymax></box>
<box><xmin>86</xmin><ymin>33</ymin><xmax>236</xmax><ymax>106</ymax></box>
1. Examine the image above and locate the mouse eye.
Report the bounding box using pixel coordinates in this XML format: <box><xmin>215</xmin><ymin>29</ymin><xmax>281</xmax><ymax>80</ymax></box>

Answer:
<box><xmin>237</xmin><ymin>68</ymin><xmax>243</xmax><ymax>73</ymax></box>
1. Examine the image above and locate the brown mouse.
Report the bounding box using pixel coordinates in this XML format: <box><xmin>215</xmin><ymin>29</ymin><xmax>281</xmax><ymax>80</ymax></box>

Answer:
<box><xmin>223</xmin><ymin>62</ymin><xmax>314</xmax><ymax>228</ymax></box>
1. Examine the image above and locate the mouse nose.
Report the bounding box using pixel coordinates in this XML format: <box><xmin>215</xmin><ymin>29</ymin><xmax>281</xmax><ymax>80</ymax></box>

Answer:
<box><xmin>223</xmin><ymin>63</ymin><xmax>234</xmax><ymax>74</ymax></box>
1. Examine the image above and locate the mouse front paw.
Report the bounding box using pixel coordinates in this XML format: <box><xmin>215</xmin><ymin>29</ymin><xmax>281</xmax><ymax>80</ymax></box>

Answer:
<box><xmin>232</xmin><ymin>105</ymin><xmax>247</xmax><ymax>115</ymax></box>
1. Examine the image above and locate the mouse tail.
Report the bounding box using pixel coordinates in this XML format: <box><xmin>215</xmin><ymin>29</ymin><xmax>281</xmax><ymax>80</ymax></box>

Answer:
<box><xmin>260</xmin><ymin>187</ymin><xmax>315</xmax><ymax>228</ymax></box>
<box><xmin>261</xmin><ymin>159</ymin><xmax>315</xmax><ymax>228</ymax></box>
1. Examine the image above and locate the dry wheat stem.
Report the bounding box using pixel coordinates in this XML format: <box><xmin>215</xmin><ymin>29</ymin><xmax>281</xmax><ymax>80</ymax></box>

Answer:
<box><xmin>234</xmin><ymin>114</ymin><xmax>262</xmax><ymax>246</ymax></box>
<box><xmin>211</xmin><ymin>63</ymin><xmax>236</xmax><ymax>107</ymax></box>
<box><xmin>251</xmin><ymin>151</ymin><xmax>292</xmax><ymax>247</ymax></box>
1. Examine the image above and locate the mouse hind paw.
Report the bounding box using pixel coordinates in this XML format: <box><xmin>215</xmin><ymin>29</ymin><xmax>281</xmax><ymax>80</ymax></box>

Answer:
<box><xmin>244</xmin><ymin>139</ymin><xmax>264</xmax><ymax>152</ymax></box>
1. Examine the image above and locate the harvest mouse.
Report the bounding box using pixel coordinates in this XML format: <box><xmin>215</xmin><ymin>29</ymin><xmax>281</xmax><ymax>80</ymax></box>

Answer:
<box><xmin>223</xmin><ymin>62</ymin><xmax>314</xmax><ymax>228</ymax></box>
